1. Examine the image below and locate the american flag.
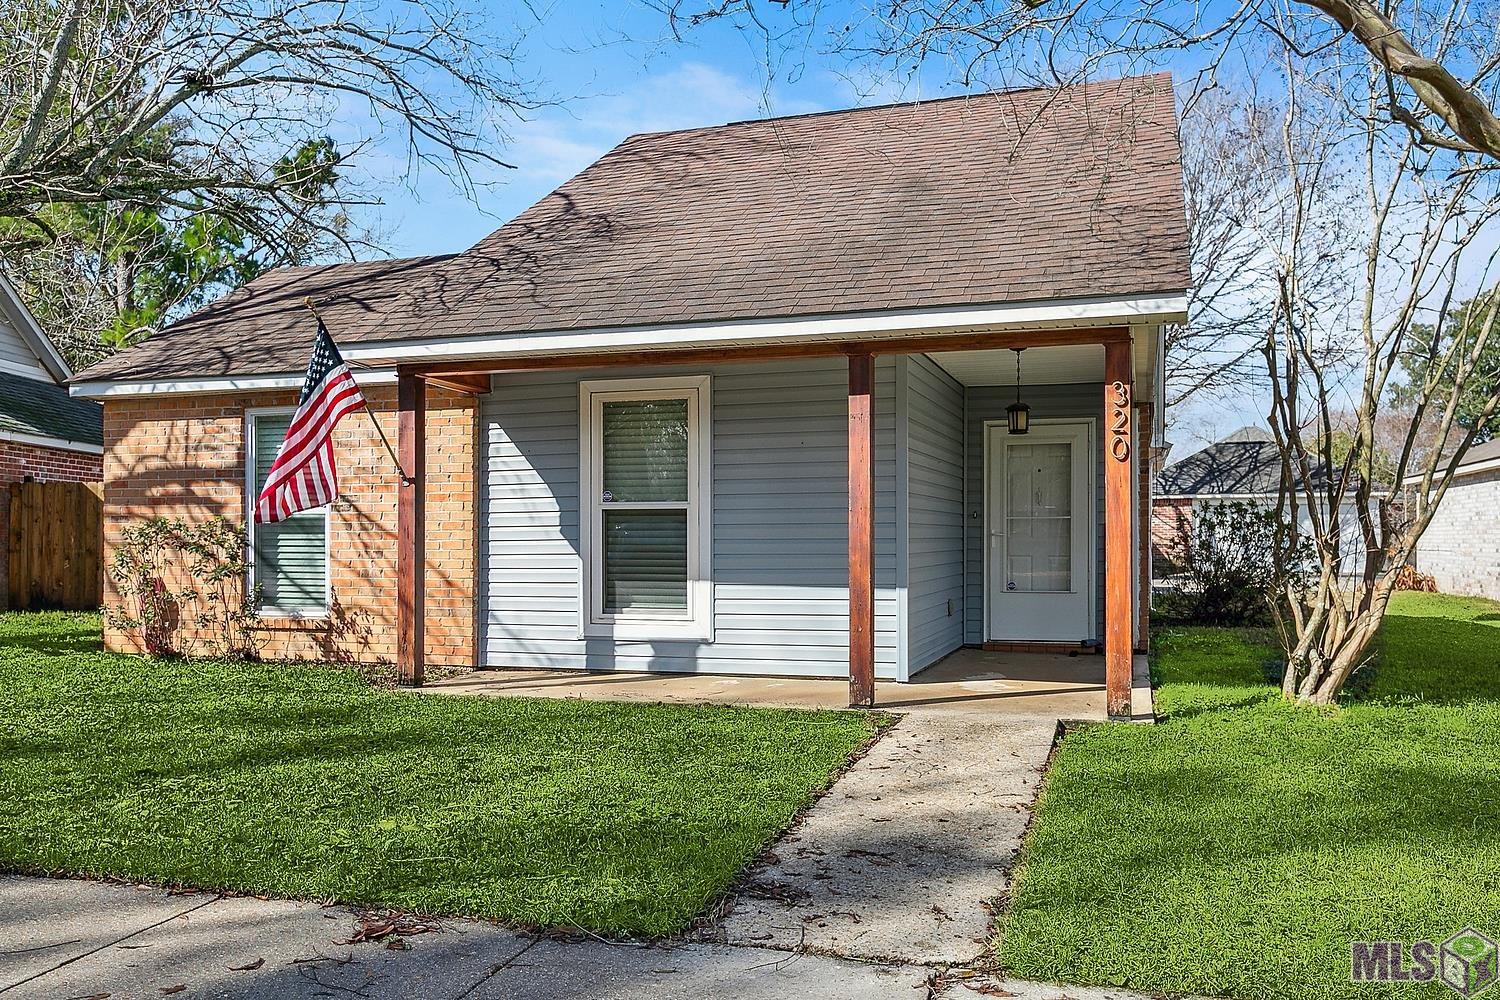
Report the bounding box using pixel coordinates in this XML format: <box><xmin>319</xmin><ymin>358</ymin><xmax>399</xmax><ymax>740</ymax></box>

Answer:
<box><xmin>254</xmin><ymin>319</ymin><xmax>367</xmax><ymax>523</ymax></box>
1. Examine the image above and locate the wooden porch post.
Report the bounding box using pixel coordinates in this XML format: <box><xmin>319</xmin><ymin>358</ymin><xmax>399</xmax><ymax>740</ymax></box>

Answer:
<box><xmin>397</xmin><ymin>371</ymin><xmax>426</xmax><ymax>687</ymax></box>
<box><xmin>1104</xmin><ymin>340</ymin><xmax>1134</xmax><ymax>718</ymax></box>
<box><xmin>848</xmin><ymin>352</ymin><xmax>876</xmax><ymax>708</ymax></box>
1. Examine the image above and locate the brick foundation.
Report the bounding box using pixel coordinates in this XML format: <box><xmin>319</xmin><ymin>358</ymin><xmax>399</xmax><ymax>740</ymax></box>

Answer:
<box><xmin>101</xmin><ymin>386</ymin><xmax>478</xmax><ymax>666</ymax></box>
<box><xmin>0</xmin><ymin>439</ymin><xmax>104</xmax><ymax>610</ymax></box>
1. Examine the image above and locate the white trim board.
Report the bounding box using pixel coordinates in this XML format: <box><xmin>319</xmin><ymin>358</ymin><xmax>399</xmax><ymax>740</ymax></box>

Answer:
<box><xmin>69</xmin><ymin>293</ymin><xmax>1187</xmax><ymax>399</ymax></box>
<box><xmin>344</xmin><ymin>293</ymin><xmax>1188</xmax><ymax>365</ymax></box>
<box><xmin>0</xmin><ymin>430</ymin><xmax>104</xmax><ymax>455</ymax></box>
<box><xmin>1402</xmin><ymin>455</ymin><xmax>1500</xmax><ymax>483</ymax></box>
<box><xmin>576</xmin><ymin>374</ymin><xmax>714</xmax><ymax>642</ymax></box>
<box><xmin>72</xmin><ymin>369</ymin><xmax>399</xmax><ymax>400</ymax></box>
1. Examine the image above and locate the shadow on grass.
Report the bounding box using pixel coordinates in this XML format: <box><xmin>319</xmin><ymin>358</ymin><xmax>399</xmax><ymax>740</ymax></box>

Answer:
<box><xmin>1360</xmin><ymin>612</ymin><xmax>1500</xmax><ymax>706</ymax></box>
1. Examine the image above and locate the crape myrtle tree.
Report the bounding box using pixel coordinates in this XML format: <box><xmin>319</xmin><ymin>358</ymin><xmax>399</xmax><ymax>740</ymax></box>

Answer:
<box><xmin>1</xmin><ymin>0</ymin><xmax>543</xmax><ymax>361</ymax></box>
<box><xmin>1238</xmin><ymin>46</ymin><xmax>1500</xmax><ymax>703</ymax></box>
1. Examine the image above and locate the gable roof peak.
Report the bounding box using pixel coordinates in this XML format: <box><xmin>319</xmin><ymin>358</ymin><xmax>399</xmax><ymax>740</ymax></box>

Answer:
<box><xmin>1223</xmin><ymin>425</ymin><xmax>1275</xmax><ymax>443</ymax></box>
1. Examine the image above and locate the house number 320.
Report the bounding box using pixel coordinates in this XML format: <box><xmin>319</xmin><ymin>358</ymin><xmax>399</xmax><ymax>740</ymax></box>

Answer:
<box><xmin>1108</xmin><ymin>380</ymin><xmax>1131</xmax><ymax>462</ymax></box>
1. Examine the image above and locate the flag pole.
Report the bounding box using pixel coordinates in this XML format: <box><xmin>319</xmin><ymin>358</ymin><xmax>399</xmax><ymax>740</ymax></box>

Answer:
<box><xmin>303</xmin><ymin>297</ymin><xmax>412</xmax><ymax>486</ymax></box>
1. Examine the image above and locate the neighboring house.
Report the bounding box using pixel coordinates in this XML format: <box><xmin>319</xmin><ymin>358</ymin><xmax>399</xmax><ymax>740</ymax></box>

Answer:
<box><xmin>0</xmin><ymin>273</ymin><xmax>105</xmax><ymax>609</ymax></box>
<box><xmin>1410</xmin><ymin>439</ymin><xmax>1500</xmax><ymax>600</ymax></box>
<box><xmin>70</xmin><ymin>74</ymin><xmax>1189</xmax><ymax>716</ymax></box>
<box><xmin>1153</xmin><ymin>426</ymin><xmax>1376</xmax><ymax>578</ymax></box>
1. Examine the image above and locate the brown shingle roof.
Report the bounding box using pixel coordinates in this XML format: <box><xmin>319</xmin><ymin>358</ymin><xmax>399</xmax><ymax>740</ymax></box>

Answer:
<box><xmin>75</xmin><ymin>73</ymin><xmax>1189</xmax><ymax>383</ymax></box>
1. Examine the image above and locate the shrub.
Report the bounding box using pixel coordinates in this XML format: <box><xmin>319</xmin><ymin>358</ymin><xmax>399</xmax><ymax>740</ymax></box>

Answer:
<box><xmin>105</xmin><ymin>516</ymin><xmax>262</xmax><ymax>659</ymax></box>
<box><xmin>1156</xmin><ymin>501</ymin><xmax>1288</xmax><ymax>626</ymax></box>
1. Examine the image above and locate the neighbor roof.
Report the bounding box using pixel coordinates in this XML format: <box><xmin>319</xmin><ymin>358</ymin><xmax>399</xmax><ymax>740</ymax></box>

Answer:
<box><xmin>75</xmin><ymin>73</ymin><xmax>1189</xmax><ymax>384</ymax></box>
<box><xmin>1155</xmin><ymin>427</ymin><xmax>1327</xmax><ymax>496</ymax></box>
<box><xmin>0</xmin><ymin>371</ymin><xmax>102</xmax><ymax>447</ymax></box>
<box><xmin>1440</xmin><ymin>437</ymin><xmax>1500</xmax><ymax>475</ymax></box>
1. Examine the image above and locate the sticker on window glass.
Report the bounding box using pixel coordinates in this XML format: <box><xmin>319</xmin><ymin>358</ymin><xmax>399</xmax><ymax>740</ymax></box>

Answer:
<box><xmin>601</xmin><ymin>490</ymin><xmax>614</xmax><ymax>503</ymax></box>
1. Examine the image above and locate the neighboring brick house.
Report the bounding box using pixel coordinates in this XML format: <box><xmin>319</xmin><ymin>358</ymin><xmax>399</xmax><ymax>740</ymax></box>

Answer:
<box><xmin>71</xmin><ymin>75</ymin><xmax>1190</xmax><ymax>716</ymax></box>
<box><xmin>1152</xmin><ymin>426</ymin><xmax>1377</xmax><ymax>579</ymax></box>
<box><xmin>1411</xmin><ymin>439</ymin><xmax>1500</xmax><ymax>600</ymax></box>
<box><xmin>0</xmin><ymin>274</ymin><xmax>104</xmax><ymax>610</ymax></box>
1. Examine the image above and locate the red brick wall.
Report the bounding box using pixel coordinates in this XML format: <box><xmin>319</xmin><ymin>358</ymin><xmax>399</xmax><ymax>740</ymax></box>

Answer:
<box><xmin>0</xmin><ymin>439</ymin><xmax>104</xmax><ymax>610</ymax></box>
<box><xmin>1151</xmin><ymin>497</ymin><xmax>1193</xmax><ymax>570</ymax></box>
<box><xmin>101</xmin><ymin>386</ymin><xmax>478</xmax><ymax>667</ymax></box>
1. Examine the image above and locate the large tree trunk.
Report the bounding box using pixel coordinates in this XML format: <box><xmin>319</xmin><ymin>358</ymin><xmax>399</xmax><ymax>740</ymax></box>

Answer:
<box><xmin>1280</xmin><ymin>581</ymin><xmax>1393</xmax><ymax>704</ymax></box>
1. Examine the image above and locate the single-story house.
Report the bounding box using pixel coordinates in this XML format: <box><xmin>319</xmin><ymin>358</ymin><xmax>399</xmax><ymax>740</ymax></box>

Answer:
<box><xmin>1152</xmin><ymin>425</ymin><xmax>1378</xmax><ymax>578</ymax></box>
<box><xmin>0</xmin><ymin>273</ymin><xmax>104</xmax><ymax>609</ymax></box>
<box><xmin>70</xmin><ymin>73</ymin><xmax>1189</xmax><ymax>717</ymax></box>
<box><xmin>1410</xmin><ymin>438</ymin><xmax>1500</xmax><ymax>599</ymax></box>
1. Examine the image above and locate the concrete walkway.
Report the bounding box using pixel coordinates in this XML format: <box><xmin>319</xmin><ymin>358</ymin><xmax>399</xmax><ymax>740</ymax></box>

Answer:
<box><xmin>715</xmin><ymin>712</ymin><xmax>1057</xmax><ymax>964</ymax></box>
<box><xmin>0</xmin><ymin>877</ymin><xmax>1188</xmax><ymax>999</ymax></box>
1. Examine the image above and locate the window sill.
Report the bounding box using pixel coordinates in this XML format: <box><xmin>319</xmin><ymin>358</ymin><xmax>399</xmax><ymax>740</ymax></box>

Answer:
<box><xmin>582</xmin><ymin>620</ymin><xmax>713</xmax><ymax>643</ymax></box>
<box><xmin>258</xmin><ymin>608</ymin><xmax>330</xmax><ymax>622</ymax></box>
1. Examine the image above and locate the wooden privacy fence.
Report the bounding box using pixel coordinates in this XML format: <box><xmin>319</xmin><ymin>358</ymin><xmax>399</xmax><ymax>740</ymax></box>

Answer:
<box><xmin>6</xmin><ymin>481</ymin><xmax>103</xmax><ymax>610</ymax></box>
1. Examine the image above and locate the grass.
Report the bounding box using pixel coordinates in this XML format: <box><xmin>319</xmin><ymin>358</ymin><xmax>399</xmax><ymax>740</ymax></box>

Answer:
<box><xmin>0</xmin><ymin>612</ymin><xmax>878</xmax><ymax>936</ymax></box>
<box><xmin>998</xmin><ymin>591</ymin><xmax>1500</xmax><ymax>1000</ymax></box>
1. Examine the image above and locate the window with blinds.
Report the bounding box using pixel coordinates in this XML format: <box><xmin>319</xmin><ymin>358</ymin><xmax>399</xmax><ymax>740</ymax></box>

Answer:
<box><xmin>248</xmin><ymin>411</ymin><xmax>329</xmax><ymax>614</ymax></box>
<box><xmin>581</xmin><ymin>377</ymin><xmax>711</xmax><ymax>638</ymax></box>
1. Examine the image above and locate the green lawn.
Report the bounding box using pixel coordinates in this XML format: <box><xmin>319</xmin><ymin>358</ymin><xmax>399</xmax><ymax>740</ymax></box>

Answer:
<box><xmin>999</xmin><ymin>592</ymin><xmax>1500</xmax><ymax>1000</ymax></box>
<box><xmin>0</xmin><ymin>612</ymin><xmax>877</xmax><ymax>936</ymax></box>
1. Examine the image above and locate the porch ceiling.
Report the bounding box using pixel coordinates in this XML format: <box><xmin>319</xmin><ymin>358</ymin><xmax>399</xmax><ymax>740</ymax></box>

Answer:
<box><xmin>927</xmin><ymin>337</ymin><xmax>1154</xmax><ymax>389</ymax></box>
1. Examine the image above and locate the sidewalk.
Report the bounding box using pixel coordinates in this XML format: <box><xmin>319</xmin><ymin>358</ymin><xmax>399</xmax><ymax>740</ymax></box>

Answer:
<box><xmin>1</xmin><ymin>876</ymin><xmax>1186</xmax><ymax>999</ymax></box>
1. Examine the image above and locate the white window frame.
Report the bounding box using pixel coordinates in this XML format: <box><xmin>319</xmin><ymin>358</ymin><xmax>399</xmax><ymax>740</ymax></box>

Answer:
<box><xmin>245</xmin><ymin>406</ymin><xmax>332</xmax><ymax>619</ymax></box>
<box><xmin>578</xmin><ymin>375</ymin><xmax>712</xmax><ymax>641</ymax></box>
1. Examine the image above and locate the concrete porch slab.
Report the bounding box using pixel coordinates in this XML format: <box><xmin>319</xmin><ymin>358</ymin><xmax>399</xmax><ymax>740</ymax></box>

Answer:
<box><xmin>425</xmin><ymin>647</ymin><xmax>1109</xmax><ymax>720</ymax></box>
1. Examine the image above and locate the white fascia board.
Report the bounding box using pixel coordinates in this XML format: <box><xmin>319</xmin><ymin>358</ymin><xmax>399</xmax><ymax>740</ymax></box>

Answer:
<box><xmin>343</xmin><ymin>293</ymin><xmax>1191</xmax><ymax>366</ymax></box>
<box><xmin>0</xmin><ymin>429</ymin><xmax>105</xmax><ymax>455</ymax></box>
<box><xmin>1403</xmin><ymin>456</ymin><xmax>1500</xmax><ymax>484</ymax></box>
<box><xmin>66</xmin><ymin>292</ymin><xmax>1188</xmax><ymax>397</ymax></box>
<box><xmin>0</xmin><ymin>271</ymin><xmax>72</xmax><ymax>383</ymax></box>
<box><xmin>70</xmin><ymin>368</ymin><xmax>398</xmax><ymax>400</ymax></box>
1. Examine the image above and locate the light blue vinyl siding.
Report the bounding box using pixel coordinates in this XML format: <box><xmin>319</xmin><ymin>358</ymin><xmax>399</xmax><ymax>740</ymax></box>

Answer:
<box><xmin>964</xmin><ymin>383</ymin><xmax>1105</xmax><ymax>644</ymax></box>
<box><xmin>479</xmin><ymin>358</ymin><xmax>900</xmax><ymax>678</ymax></box>
<box><xmin>903</xmin><ymin>356</ymin><xmax>967</xmax><ymax>674</ymax></box>
<box><xmin>250</xmin><ymin>412</ymin><xmax>327</xmax><ymax>614</ymax></box>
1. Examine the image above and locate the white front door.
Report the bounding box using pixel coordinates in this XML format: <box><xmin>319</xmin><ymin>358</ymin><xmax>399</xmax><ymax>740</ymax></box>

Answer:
<box><xmin>986</xmin><ymin>421</ymin><xmax>1094</xmax><ymax>642</ymax></box>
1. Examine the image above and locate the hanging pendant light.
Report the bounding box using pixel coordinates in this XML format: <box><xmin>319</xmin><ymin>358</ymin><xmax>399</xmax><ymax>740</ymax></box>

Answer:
<box><xmin>1007</xmin><ymin>348</ymin><xmax>1031</xmax><ymax>435</ymax></box>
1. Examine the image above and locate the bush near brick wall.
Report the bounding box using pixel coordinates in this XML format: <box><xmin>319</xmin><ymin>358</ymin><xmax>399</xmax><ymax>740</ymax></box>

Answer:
<box><xmin>101</xmin><ymin>386</ymin><xmax>478</xmax><ymax>667</ymax></box>
<box><xmin>0</xmin><ymin>439</ymin><xmax>104</xmax><ymax>611</ymax></box>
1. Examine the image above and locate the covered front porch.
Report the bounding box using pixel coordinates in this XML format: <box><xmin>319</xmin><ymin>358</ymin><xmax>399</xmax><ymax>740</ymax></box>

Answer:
<box><xmin>423</xmin><ymin>646</ymin><xmax>1154</xmax><ymax>720</ymax></box>
<box><xmin>386</xmin><ymin>320</ymin><xmax>1164</xmax><ymax>718</ymax></box>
